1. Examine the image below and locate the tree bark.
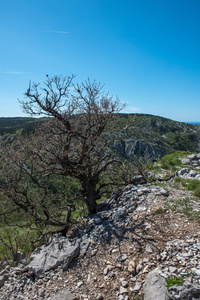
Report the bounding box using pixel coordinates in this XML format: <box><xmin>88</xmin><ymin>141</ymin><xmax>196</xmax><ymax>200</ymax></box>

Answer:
<box><xmin>80</xmin><ymin>177</ymin><xmax>100</xmax><ymax>215</ymax></box>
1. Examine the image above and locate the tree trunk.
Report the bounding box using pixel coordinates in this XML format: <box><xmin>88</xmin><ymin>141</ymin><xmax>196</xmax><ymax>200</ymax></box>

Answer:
<box><xmin>80</xmin><ymin>177</ymin><xmax>100</xmax><ymax>215</ymax></box>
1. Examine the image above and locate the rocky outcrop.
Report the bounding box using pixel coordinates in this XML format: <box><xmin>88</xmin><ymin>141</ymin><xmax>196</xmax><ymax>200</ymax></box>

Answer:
<box><xmin>28</xmin><ymin>237</ymin><xmax>80</xmax><ymax>275</ymax></box>
<box><xmin>143</xmin><ymin>236</ymin><xmax>200</xmax><ymax>300</ymax></box>
<box><xmin>25</xmin><ymin>184</ymin><xmax>169</xmax><ymax>277</ymax></box>
<box><xmin>0</xmin><ymin>183</ymin><xmax>171</xmax><ymax>299</ymax></box>
<box><xmin>112</xmin><ymin>138</ymin><xmax>167</xmax><ymax>162</ymax></box>
<box><xmin>179</xmin><ymin>153</ymin><xmax>200</xmax><ymax>168</ymax></box>
<box><xmin>1</xmin><ymin>162</ymin><xmax>200</xmax><ymax>299</ymax></box>
<box><xmin>143</xmin><ymin>268</ymin><xmax>168</xmax><ymax>300</ymax></box>
<box><xmin>168</xmin><ymin>282</ymin><xmax>200</xmax><ymax>300</ymax></box>
<box><xmin>176</xmin><ymin>153</ymin><xmax>200</xmax><ymax>180</ymax></box>
<box><xmin>176</xmin><ymin>168</ymin><xmax>200</xmax><ymax>180</ymax></box>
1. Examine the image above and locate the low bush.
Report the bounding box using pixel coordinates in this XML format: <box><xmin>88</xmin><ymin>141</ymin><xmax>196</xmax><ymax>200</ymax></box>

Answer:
<box><xmin>159</xmin><ymin>151</ymin><xmax>188</xmax><ymax>170</ymax></box>
<box><xmin>166</xmin><ymin>275</ymin><xmax>184</xmax><ymax>289</ymax></box>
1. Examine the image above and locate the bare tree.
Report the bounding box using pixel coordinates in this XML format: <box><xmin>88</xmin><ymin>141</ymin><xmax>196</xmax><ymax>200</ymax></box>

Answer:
<box><xmin>2</xmin><ymin>75</ymin><xmax>125</xmax><ymax>218</ymax></box>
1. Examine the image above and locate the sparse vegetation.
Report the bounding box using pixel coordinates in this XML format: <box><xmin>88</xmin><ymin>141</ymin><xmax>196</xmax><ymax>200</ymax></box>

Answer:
<box><xmin>166</xmin><ymin>275</ymin><xmax>184</xmax><ymax>289</ymax></box>
<box><xmin>174</xmin><ymin>177</ymin><xmax>200</xmax><ymax>198</ymax></box>
<box><xmin>154</xmin><ymin>207</ymin><xmax>166</xmax><ymax>214</ymax></box>
<box><xmin>158</xmin><ymin>151</ymin><xmax>188</xmax><ymax>171</ymax></box>
<box><xmin>0</xmin><ymin>108</ymin><xmax>200</xmax><ymax>261</ymax></box>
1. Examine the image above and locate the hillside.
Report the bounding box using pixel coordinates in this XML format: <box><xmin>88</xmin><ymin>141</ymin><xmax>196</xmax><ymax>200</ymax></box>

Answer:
<box><xmin>0</xmin><ymin>114</ymin><xmax>200</xmax><ymax>161</ymax></box>
<box><xmin>0</xmin><ymin>152</ymin><xmax>200</xmax><ymax>299</ymax></box>
<box><xmin>110</xmin><ymin>114</ymin><xmax>200</xmax><ymax>161</ymax></box>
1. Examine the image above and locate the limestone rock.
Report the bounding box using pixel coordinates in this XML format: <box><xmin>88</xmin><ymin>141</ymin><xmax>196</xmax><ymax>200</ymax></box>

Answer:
<box><xmin>143</xmin><ymin>268</ymin><xmax>169</xmax><ymax>300</ymax></box>
<box><xmin>0</xmin><ymin>274</ymin><xmax>8</xmax><ymax>288</ymax></box>
<box><xmin>168</xmin><ymin>282</ymin><xmax>200</xmax><ymax>300</ymax></box>
<box><xmin>27</xmin><ymin>236</ymin><xmax>80</xmax><ymax>275</ymax></box>
<box><xmin>51</xmin><ymin>288</ymin><xmax>79</xmax><ymax>300</ymax></box>
<box><xmin>132</xmin><ymin>281</ymin><xmax>141</xmax><ymax>292</ymax></box>
<box><xmin>119</xmin><ymin>286</ymin><xmax>128</xmax><ymax>294</ymax></box>
<box><xmin>128</xmin><ymin>259</ymin><xmax>136</xmax><ymax>275</ymax></box>
<box><xmin>176</xmin><ymin>168</ymin><xmax>200</xmax><ymax>180</ymax></box>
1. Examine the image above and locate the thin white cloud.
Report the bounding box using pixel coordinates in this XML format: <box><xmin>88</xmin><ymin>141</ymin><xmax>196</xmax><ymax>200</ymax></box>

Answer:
<box><xmin>0</xmin><ymin>69</ymin><xmax>25</xmax><ymax>75</ymax></box>
<box><xmin>48</xmin><ymin>30</ymin><xmax>70</xmax><ymax>34</ymax></box>
<box><xmin>123</xmin><ymin>106</ymin><xmax>141</xmax><ymax>113</ymax></box>
<box><xmin>129</xmin><ymin>107</ymin><xmax>140</xmax><ymax>112</ymax></box>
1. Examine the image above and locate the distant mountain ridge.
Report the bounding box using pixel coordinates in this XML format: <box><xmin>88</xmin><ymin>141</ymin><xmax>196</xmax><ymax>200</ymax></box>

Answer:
<box><xmin>110</xmin><ymin>114</ymin><xmax>200</xmax><ymax>161</ymax></box>
<box><xmin>0</xmin><ymin>114</ymin><xmax>200</xmax><ymax>161</ymax></box>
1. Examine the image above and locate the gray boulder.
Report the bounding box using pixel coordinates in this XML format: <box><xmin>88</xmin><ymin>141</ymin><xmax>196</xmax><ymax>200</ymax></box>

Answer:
<box><xmin>168</xmin><ymin>281</ymin><xmax>200</xmax><ymax>299</ymax></box>
<box><xmin>143</xmin><ymin>268</ymin><xmax>169</xmax><ymax>300</ymax></box>
<box><xmin>176</xmin><ymin>168</ymin><xmax>200</xmax><ymax>180</ymax></box>
<box><xmin>27</xmin><ymin>236</ymin><xmax>80</xmax><ymax>275</ymax></box>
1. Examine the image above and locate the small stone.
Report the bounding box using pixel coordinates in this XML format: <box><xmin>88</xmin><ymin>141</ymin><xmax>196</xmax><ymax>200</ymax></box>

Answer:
<box><xmin>118</xmin><ymin>254</ymin><xmax>128</xmax><ymax>262</ymax></box>
<box><xmin>130</xmin><ymin>276</ymin><xmax>137</xmax><ymax>282</ymax></box>
<box><xmin>133</xmin><ymin>215</ymin><xmax>138</xmax><ymax>221</ymax></box>
<box><xmin>96</xmin><ymin>294</ymin><xmax>103</xmax><ymax>300</ymax></box>
<box><xmin>132</xmin><ymin>281</ymin><xmax>141</xmax><ymax>292</ymax></box>
<box><xmin>77</xmin><ymin>281</ymin><xmax>83</xmax><ymax>287</ymax></box>
<box><xmin>128</xmin><ymin>259</ymin><xmax>136</xmax><ymax>274</ymax></box>
<box><xmin>145</xmin><ymin>244</ymin><xmax>153</xmax><ymax>253</ymax></box>
<box><xmin>104</xmin><ymin>264</ymin><xmax>114</xmax><ymax>275</ymax></box>
<box><xmin>119</xmin><ymin>277</ymin><xmax>125</xmax><ymax>281</ymax></box>
<box><xmin>91</xmin><ymin>249</ymin><xmax>98</xmax><ymax>256</ymax></box>
<box><xmin>169</xmin><ymin>266</ymin><xmax>177</xmax><ymax>273</ymax></box>
<box><xmin>115</xmin><ymin>263</ymin><xmax>122</xmax><ymax>268</ymax></box>
<box><xmin>120</xmin><ymin>279</ymin><xmax>128</xmax><ymax>288</ymax></box>
<box><xmin>142</xmin><ymin>265</ymin><xmax>149</xmax><ymax>273</ymax></box>
<box><xmin>143</xmin><ymin>269</ymin><xmax>167</xmax><ymax>299</ymax></box>
<box><xmin>136</xmin><ymin>263</ymin><xmax>142</xmax><ymax>274</ymax></box>
<box><xmin>195</xmin><ymin>269</ymin><xmax>200</xmax><ymax>276</ymax></box>
<box><xmin>112</xmin><ymin>249</ymin><xmax>119</xmax><ymax>253</ymax></box>
<box><xmin>119</xmin><ymin>286</ymin><xmax>128</xmax><ymax>294</ymax></box>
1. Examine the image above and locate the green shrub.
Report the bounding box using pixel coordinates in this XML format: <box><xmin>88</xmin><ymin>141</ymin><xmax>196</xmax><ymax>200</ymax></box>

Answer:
<box><xmin>159</xmin><ymin>151</ymin><xmax>187</xmax><ymax>170</ymax></box>
<box><xmin>166</xmin><ymin>275</ymin><xmax>184</xmax><ymax>289</ymax></box>
<box><xmin>187</xmin><ymin>179</ymin><xmax>199</xmax><ymax>190</ymax></box>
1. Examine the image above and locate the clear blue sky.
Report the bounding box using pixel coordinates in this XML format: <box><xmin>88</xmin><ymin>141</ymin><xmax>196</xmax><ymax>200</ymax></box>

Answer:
<box><xmin>1</xmin><ymin>0</ymin><xmax>200</xmax><ymax>122</ymax></box>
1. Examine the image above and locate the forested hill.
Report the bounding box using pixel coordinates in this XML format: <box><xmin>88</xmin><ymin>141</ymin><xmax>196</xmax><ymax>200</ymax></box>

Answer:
<box><xmin>0</xmin><ymin>114</ymin><xmax>200</xmax><ymax>160</ymax></box>
<box><xmin>0</xmin><ymin>117</ymin><xmax>45</xmax><ymax>135</ymax></box>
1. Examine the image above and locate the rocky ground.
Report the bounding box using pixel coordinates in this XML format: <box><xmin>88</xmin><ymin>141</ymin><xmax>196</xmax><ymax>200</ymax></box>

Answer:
<box><xmin>1</xmin><ymin>154</ymin><xmax>200</xmax><ymax>299</ymax></box>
